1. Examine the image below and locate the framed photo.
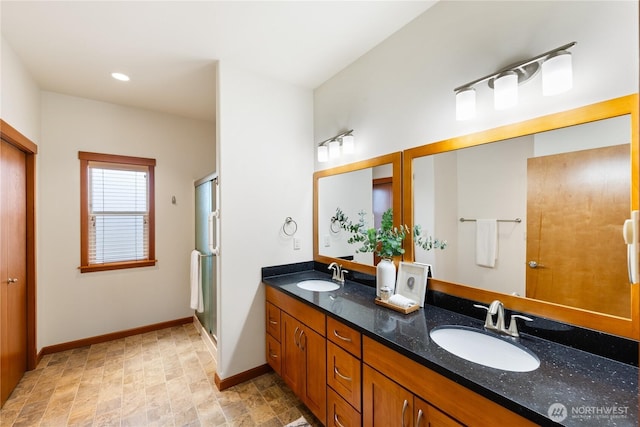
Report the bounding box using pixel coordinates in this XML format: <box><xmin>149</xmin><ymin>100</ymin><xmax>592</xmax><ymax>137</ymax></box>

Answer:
<box><xmin>395</xmin><ymin>262</ymin><xmax>430</xmax><ymax>307</ymax></box>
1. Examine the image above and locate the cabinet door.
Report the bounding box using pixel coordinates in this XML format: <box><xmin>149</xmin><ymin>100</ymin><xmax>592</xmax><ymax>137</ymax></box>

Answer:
<box><xmin>300</xmin><ymin>325</ymin><xmax>327</xmax><ymax>425</ymax></box>
<box><xmin>266</xmin><ymin>302</ymin><xmax>281</xmax><ymax>341</ymax></box>
<box><xmin>281</xmin><ymin>311</ymin><xmax>327</xmax><ymax>425</ymax></box>
<box><xmin>327</xmin><ymin>316</ymin><xmax>361</xmax><ymax>358</ymax></box>
<box><xmin>266</xmin><ymin>333</ymin><xmax>281</xmax><ymax>376</ymax></box>
<box><xmin>363</xmin><ymin>365</ymin><xmax>413</xmax><ymax>427</ymax></box>
<box><xmin>327</xmin><ymin>341</ymin><xmax>361</xmax><ymax>411</ymax></box>
<box><xmin>415</xmin><ymin>397</ymin><xmax>463</xmax><ymax>427</ymax></box>
<box><xmin>281</xmin><ymin>312</ymin><xmax>302</xmax><ymax>393</ymax></box>
<box><xmin>327</xmin><ymin>387</ymin><xmax>361</xmax><ymax>427</ymax></box>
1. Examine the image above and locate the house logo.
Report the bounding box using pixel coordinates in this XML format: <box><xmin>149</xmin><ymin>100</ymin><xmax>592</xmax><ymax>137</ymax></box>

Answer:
<box><xmin>548</xmin><ymin>403</ymin><xmax>568</xmax><ymax>422</ymax></box>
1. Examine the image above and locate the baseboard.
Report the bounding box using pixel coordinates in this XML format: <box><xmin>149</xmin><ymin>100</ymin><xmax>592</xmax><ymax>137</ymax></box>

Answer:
<box><xmin>215</xmin><ymin>364</ymin><xmax>272</xmax><ymax>391</ymax></box>
<box><xmin>39</xmin><ymin>317</ymin><xmax>193</xmax><ymax>356</ymax></box>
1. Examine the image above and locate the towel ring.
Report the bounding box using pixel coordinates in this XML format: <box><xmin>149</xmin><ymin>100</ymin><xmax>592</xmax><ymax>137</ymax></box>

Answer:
<box><xmin>283</xmin><ymin>217</ymin><xmax>297</xmax><ymax>236</ymax></box>
<box><xmin>330</xmin><ymin>216</ymin><xmax>341</xmax><ymax>234</ymax></box>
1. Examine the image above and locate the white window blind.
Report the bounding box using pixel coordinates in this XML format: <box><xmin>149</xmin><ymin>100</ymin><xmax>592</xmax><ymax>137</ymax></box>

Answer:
<box><xmin>88</xmin><ymin>162</ymin><xmax>149</xmax><ymax>264</ymax></box>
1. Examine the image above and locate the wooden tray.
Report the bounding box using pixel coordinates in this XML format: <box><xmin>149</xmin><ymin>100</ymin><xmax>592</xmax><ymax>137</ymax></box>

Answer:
<box><xmin>374</xmin><ymin>297</ymin><xmax>420</xmax><ymax>314</ymax></box>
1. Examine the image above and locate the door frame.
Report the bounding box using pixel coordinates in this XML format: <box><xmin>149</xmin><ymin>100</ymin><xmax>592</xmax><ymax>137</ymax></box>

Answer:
<box><xmin>0</xmin><ymin>120</ymin><xmax>37</xmax><ymax>370</ymax></box>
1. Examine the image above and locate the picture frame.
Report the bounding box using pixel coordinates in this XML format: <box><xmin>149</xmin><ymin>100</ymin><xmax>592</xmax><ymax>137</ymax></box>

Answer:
<box><xmin>395</xmin><ymin>262</ymin><xmax>430</xmax><ymax>307</ymax></box>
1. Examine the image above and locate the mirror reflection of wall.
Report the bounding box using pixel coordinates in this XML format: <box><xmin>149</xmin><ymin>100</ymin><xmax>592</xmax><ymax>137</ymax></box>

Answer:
<box><xmin>318</xmin><ymin>164</ymin><xmax>393</xmax><ymax>265</ymax></box>
<box><xmin>412</xmin><ymin>115</ymin><xmax>631</xmax><ymax>317</ymax></box>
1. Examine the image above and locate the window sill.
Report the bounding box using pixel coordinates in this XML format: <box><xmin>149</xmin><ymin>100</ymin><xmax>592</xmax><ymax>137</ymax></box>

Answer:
<box><xmin>79</xmin><ymin>260</ymin><xmax>157</xmax><ymax>273</ymax></box>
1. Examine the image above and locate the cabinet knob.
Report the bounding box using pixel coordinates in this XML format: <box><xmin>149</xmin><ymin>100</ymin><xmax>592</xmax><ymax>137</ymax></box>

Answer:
<box><xmin>7</xmin><ymin>278</ymin><xmax>18</xmax><ymax>284</ymax></box>
<box><xmin>401</xmin><ymin>399</ymin><xmax>409</xmax><ymax>427</ymax></box>
<box><xmin>333</xmin><ymin>366</ymin><xmax>352</xmax><ymax>382</ymax></box>
<box><xmin>294</xmin><ymin>326</ymin><xmax>300</xmax><ymax>347</ymax></box>
<box><xmin>299</xmin><ymin>330</ymin><xmax>306</xmax><ymax>351</ymax></box>
<box><xmin>333</xmin><ymin>329</ymin><xmax>352</xmax><ymax>342</ymax></box>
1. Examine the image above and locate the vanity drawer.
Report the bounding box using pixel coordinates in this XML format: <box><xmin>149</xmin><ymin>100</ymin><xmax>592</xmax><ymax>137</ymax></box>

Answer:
<box><xmin>266</xmin><ymin>301</ymin><xmax>281</xmax><ymax>341</ymax></box>
<box><xmin>327</xmin><ymin>316</ymin><xmax>361</xmax><ymax>358</ymax></box>
<box><xmin>266</xmin><ymin>333</ymin><xmax>281</xmax><ymax>375</ymax></box>
<box><xmin>327</xmin><ymin>387</ymin><xmax>361</xmax><ymax>427</ymax></box>
<box><xmin>327</xmin><ymin>341</ymin><xmax>361</xmax><ymax>411</ymax></box>
<box><xmin>266</xmin><ymin>286</ymin><xmax>326</xmax><ymax>336</ymax></box>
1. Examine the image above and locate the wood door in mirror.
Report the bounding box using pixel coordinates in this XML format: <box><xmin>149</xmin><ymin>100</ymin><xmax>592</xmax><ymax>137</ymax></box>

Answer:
<box><xmin>403</xmin><ymin>94</ymin><xmax>639</xmax><ymax>339</ymax></box>
<box><xmin>314</xmin><ymin>152</ymin><xmax>403</xmax><ymax>277</ymax></box>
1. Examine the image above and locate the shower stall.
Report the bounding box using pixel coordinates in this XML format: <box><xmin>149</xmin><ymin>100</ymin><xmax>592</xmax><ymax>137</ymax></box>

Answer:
<box><xmin>194</xmin><ymin>173</ymin><xmax>218</xmax><ymax>341</ymax></box>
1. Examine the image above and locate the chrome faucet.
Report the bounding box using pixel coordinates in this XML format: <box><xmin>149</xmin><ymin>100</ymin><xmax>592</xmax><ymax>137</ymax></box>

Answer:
<box><xmin>474</xmin><ymin>299</ymin><xmax>532</xmax><ymax>338</ymax></box>
<box><xmin>327</xmin><ymin>262</ymin><xmax>348</xmax><ymax>284</ymax></box>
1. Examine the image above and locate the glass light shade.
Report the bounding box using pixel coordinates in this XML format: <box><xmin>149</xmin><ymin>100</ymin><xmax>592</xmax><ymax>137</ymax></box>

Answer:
<box><xmin>542</xmin><ymin>51</ymin><xmax>572</xmax><ymax>96</ymax></box>
<box><xmin>342</xmin><ymin>134</ymin><xmax>355</xmax><ymax>154</ymax></box>
<box><xmin>494</xmin><ymin>71</ymin><xmax>518</xmax><ymax>110</ymax></box>
<box><xmin>456</xmin><ymin>88</ymin><xmax>476</xmax><ymax>120</ymax></box>
<box><xmin>317</xmin><ymin>145</ymin><xmax>328</xmax><ymax>162</ymax></box>
<box><xmin>329</xmin><ymin>139</ymin><xmax>340</xmax><ymax>159</ymax></box>
<box><xmin>111</xmin><ymin>72</ymin><xmax>130</xmax><ymax>81</ymax></box>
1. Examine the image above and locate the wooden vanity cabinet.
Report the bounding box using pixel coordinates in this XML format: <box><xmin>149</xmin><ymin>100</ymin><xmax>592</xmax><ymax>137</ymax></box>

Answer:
<box><xmin>266</xmin><ymin>286</ymin><xmax>536</xmax><ymax>427</ymax></box>
<box><xmin>363</xmin><ymin>337</ymin><xmax>537</xmax><ymax>427</ymax></box>
<box><xmin>266</xmin><ymin>287</ymin><xmax>327</xmax><ymax>425</ymax></box>
<box><xmin>363</xmin><ymin>364</ymin><xmax>461</xmax><ymax>427</ymax></box>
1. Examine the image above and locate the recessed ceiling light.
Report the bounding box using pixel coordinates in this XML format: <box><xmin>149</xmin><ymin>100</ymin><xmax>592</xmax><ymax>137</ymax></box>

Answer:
<box><xmin>111</xmin><ymin>72</ymin><xmax>130</xmax><ymax>82</ymax></box>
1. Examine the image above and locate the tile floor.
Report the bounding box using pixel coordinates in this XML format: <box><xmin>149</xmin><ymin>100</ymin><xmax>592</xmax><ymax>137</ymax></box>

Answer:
<box><xmin>0</xmin><ymin>323</ymin><xmax>322</xmax><ymax>427</ymax></box>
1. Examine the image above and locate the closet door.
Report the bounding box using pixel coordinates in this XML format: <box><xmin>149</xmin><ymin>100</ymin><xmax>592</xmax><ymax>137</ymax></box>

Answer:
<box><xmin>0</xmin><ymin>140</ymin><xmax>27</xmax><ymax>405</ymax></box>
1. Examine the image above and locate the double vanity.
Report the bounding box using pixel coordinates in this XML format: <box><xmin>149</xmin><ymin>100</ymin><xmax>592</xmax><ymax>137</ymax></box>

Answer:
<box><xmin>263</xmin><ymin>95</ymin><xmax>640</xmax><ymax>426</ymax></box>
<box><xmin>262</xmin><ymin>262</ymin><xmax>638</xmax><ymax>426</ymax></box>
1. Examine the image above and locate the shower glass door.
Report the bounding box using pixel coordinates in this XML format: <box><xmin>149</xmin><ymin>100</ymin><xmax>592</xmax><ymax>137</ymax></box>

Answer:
<box><xmin>195</xmin><ymin>175</ymin><xmax>217</xmax><ymax>339</ymax></box>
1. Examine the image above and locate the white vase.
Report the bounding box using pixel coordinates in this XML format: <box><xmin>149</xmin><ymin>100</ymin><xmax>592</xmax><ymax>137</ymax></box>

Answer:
<box><xmin>376</xmin><ymin>258</ymin><xmax>396</xmax><ymax>297</ymax></box>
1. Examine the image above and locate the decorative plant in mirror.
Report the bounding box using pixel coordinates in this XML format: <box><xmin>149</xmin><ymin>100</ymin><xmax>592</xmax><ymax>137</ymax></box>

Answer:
<box><xmin>334</xmin><ymin>207</ymin><xmax>447</xmax><ymax>257</ymax></box>
<box><xmin>334</xmin><ymin>207</ymin><xmax>446</xmax><ymax>297</ymax></box>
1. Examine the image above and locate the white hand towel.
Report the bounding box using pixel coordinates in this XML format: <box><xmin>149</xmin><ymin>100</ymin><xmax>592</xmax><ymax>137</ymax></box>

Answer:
<box><xmin>190</xmin><ymin>250</ymin><xmax>204</xmax><ymax>313</ymax></box>
<box><xmin>476</xmin><ymin>219</ymin><xmax>497</xmax><ymax>268</ymax></box>
<box><xmin>388</xmin><ymin>294</ymin><xmax>417</xmax><ymax>308</ymax></box>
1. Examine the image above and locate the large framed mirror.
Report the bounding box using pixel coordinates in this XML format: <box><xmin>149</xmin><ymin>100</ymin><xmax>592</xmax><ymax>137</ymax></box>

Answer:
<box><xmin>403</xmin><ymin>94</ymin><xmax>639</xmax><ymax>339</ymax></box>
<box><xmin>314</xmin><ymin>152</ymin><xmax>402</xmax><ymax>277</ymax></box>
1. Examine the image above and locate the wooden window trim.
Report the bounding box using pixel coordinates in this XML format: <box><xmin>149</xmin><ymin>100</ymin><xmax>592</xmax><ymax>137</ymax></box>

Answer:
<box><xmin>78</xmin><ymin>151</ymin><xmax>157</xmax><ymax>273</ymax></box>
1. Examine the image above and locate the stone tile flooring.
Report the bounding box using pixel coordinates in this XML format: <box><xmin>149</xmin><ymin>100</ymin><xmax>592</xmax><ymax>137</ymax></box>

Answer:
<box><xmin>0</xmin><ymin>323</ymin><xmax>322</xmax><ymax>426</ymax></box>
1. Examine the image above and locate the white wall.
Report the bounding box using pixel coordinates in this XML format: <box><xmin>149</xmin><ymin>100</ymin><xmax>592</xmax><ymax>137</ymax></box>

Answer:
<box><xmin>38</xmin><ymin>92</ymin><xmax>215</xmax><ymax>349</ymax></box>
<box><xmin>1</xmin><ymin>36</ymin><xmax>40</xmax><ymax>143</ymax></box>
<box><xmin>314</xmin><ymin>1</ymin><xmax>638</xmax><ymax>166</ymax></box>
<box><xmin>216</xmin><ymin>61</ymin><xmax>313</xmax><ymax>379</ymax></box>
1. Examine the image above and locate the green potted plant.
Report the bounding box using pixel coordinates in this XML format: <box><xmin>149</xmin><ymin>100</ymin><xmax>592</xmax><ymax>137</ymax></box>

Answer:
<box><xmin>334</xmin><ymin>207</ymin><xmax>446</xmax><ymax>296</ymax></box>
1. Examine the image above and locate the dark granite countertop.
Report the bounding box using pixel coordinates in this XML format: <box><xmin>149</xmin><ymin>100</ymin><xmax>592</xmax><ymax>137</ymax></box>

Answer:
<box><xmin>262</xmin><ymin>268</ymin><xmax>638</xmax><ymax>427</ymax></box>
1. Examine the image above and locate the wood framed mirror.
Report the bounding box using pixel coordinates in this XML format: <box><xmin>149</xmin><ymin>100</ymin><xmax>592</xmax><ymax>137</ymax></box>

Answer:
<box><xmin>314</xmin><ymin>152</ymin><xmax>402</xmax><ymax>277</ymax></box>
<box><xmin>403</xmin><ymin>94</ymin><xmax>639</xmax><ymax>339</ymax></box>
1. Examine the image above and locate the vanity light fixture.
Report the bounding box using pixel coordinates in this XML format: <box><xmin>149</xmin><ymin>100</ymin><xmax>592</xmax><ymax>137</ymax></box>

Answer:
<box><xmin>454</xmin><ymin>41</ymin><xmax>576</xmax><ymax>120</ymax></box>
<box><xmin>317</xmin><ymin>130</ymin><xmax>355</xmax><ymax>163</ymax></box>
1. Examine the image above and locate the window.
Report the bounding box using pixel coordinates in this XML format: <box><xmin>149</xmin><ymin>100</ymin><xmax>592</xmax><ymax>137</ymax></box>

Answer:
<box><xmin>79</xmin><ymin>152</ymin><xmax>156</xmax><ymax>273</ymax></box>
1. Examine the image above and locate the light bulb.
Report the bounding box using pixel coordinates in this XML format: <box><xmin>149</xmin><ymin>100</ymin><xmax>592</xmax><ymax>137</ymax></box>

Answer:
<box><xmin>456</xmin><ymin>88</ymin><xmax>476</xmax><ymax>120</ymax></box>
<box><xmin>342</xmin><ymin>134</ymin><xmax>355</xmax><ymax>154</ymax></box>
<box><xmin>317</xmin><ymin>145</ymin><xmax>328</xmax><ymax>162</ymax></box>
<box><xmin>329</xmin><ymin>140</ymin><xmax>340</xmax><ymax>159</ymax></box>
<box><xmin>494</xmin><ymin>71</ymin><xmax>518</xmax><ymax>110</ymax></box>
<box><xmin>542</xmin><ymin>51</ymin><xmax>572</xmax><ymax>96</ymax></box>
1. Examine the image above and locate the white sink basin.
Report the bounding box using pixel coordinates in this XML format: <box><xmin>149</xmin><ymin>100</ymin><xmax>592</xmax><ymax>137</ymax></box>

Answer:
<box><xmin>296</xmin><ymin>280</ymin><xmax>340</xmax><ymax>292</ymax></box>
<box><xmin>430</xmin><ymin>325</ymin><xmax>540</xmax><ymax>372</ymax></box>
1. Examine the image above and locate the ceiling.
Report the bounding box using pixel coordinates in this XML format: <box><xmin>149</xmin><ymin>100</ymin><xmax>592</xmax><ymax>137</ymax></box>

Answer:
<box><xmin>1</xmin><ymin>1</ymin><xmax>437</xmax><ymax>123</ymax></box>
